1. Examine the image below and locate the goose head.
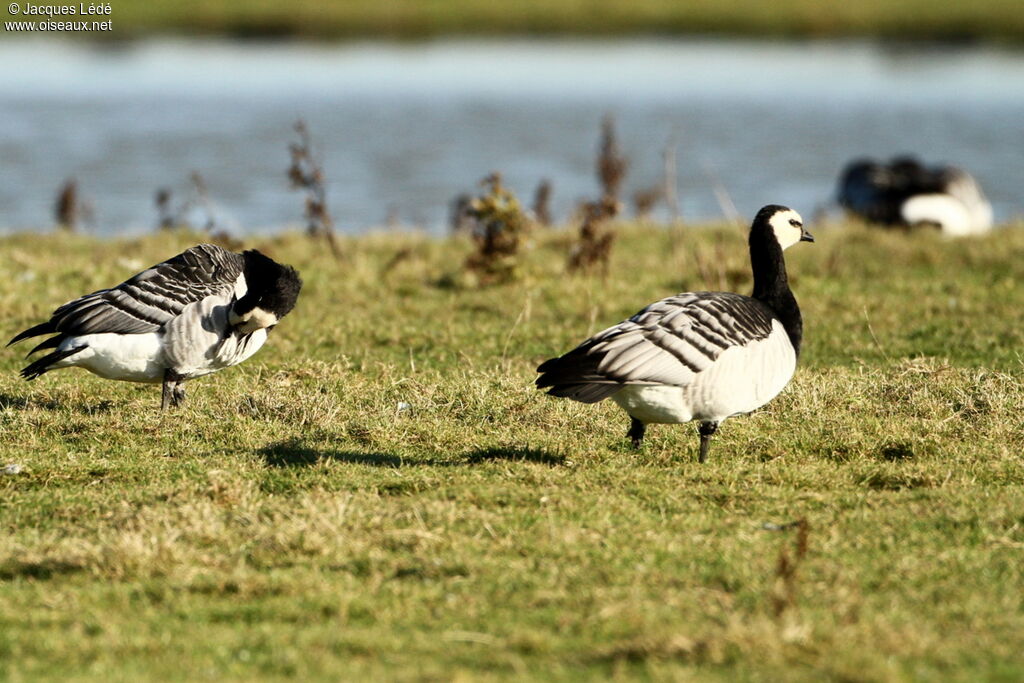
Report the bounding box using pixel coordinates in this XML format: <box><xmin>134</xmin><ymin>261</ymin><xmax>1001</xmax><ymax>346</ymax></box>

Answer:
<box><xmin>754</xmin><ymin>205</ymin><xmax>814</xmax><ymax>250</ymax></box>
<box><xmin>230</xmin><ymin>250</ymin><xmax>303</xmax><ymax>334</ymax></box>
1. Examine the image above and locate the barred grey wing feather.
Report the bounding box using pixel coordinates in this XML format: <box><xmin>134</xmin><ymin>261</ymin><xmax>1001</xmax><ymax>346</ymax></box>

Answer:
<box><xmin>537</xmin><ymin>292</ymin><xmax>779</xmax><ymax>395</ymax></box>
<box><xmin>48</xmin><ymin>244</ymin><xmax>245</xmax><ymax>336</ymax></box>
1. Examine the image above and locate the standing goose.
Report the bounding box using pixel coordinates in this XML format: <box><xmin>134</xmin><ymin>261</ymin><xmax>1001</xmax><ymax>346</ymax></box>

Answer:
<box><xmin>536</xmin><ymin>205</ymin><xmax>813</xmax><ymax>462</ymax></box>
<box><xmin>8</xmin><ymin>244</ymin><xmax>302</xmax><ymax>409</ymax></box>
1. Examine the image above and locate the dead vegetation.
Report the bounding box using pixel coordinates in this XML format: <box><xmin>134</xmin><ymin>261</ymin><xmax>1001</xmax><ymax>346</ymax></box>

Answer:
<box><xmin>567</xmin><ymin>196</ymin><xmax>618</xmax><ymax>275</ymax></box>
<box><xmin>288</xmin><ymin>120</ymin><xmax>342</xmax><ymax>258</ymax></box>
<box><xmin>449</xmin><ymin>193</ymin><xmax>474</xmax><ymax>233</ymax></box>
<box><xmin>596</xmin><ymin>114</ymin><xmax>627</xmax><ymax>211</ymax></box>
<box><xmin>663</xmin><ymin>133</ymin><xmax>681</xmax><ymax>221</ymax></box>
<box><xmin>153</xmin><ymin>173</ymin><xmax>241</xmax><ymax>249</ymax></box>
<box><xmin>768</xmin><ymin>519</ymin><xmax>810</xmax><ymax>617</ymax></box>
<box><xmin>532</xmin><ymin>179</ymin><xmax>553</xmax><ymax>226</ymax></box>
<box><xmin>54</xmin><ymin>179</ymin><xmax>90</xmax><ymax>231</ymax></box>
<box><xmin>632</xmin><ymin>186</ymin><xmax>663</xmax><ymax>220</ymax></box>
<box><xmin>632</xmin><ymin>135</ymin><xmax>681</xmax><ymax>221</ymax></box>
<box><xmin>462</xmin><ymin>172</ymin><xmax>529</xmax><ymax>285</ymax></box>
<box><xmin>154</xmin><ymin>188</ymin><xmax>176</xmax><ymax>230</ymax></box>
<box><xmin>567</xmin><ymin>116</ymin><xmax>629</xmax><ymax>274</ymax></box>
<box><xmin>154</xmin><ymin>172</ymin><xmax>219</xmax><ymax>232</ymax></box>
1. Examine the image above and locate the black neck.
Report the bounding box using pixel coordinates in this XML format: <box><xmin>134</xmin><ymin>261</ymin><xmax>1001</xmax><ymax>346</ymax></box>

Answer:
<box><xmin>749</xmin><ymin>229</ymin><xmax>802</xmax><ymax>355</ymax></box>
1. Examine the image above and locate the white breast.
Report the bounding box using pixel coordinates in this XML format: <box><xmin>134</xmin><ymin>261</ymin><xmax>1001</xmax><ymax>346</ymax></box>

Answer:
<box><xmin>611</xmin><ymin>320</ymin><xmax>797</xmax><ymax>424</ymax></box>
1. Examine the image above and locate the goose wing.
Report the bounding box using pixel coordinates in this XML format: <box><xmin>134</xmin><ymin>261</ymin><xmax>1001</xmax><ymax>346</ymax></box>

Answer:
<box><xmin>10</xmin><ymin>244</ymin><xmax>244</xmax><ymax>345</ymax></box>
<box><xmin>536</xmin><ymin>292</ymin><xmax>778</xmax><ymax>403</ymax></box>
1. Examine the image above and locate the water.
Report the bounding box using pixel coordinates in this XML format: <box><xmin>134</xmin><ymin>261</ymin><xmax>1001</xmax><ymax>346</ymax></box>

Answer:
<box><xmin>1</xmin><ymin>38</ymin><xmax>1023</xmax><ymax>234</ymax></box>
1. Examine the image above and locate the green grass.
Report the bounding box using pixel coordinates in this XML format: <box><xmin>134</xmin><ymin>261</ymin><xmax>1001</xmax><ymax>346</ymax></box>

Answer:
<box><xmin>1</xmin><ymin>221</ymin><xmax>1023</xmax><ymax>680</ymax></box>
<box><xmin>4</xmin><ymin>0</ymin><xmax>1024</xmax><ymax>42</ymax></box>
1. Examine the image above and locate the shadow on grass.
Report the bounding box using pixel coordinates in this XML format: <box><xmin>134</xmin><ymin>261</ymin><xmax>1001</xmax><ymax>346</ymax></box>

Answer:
<box><xmin>0</xmin><ymin>392</ymin><xmax>61</xmax><ymax>412</ymax></box>
<box><xmin>0</xmin><ymin>392</ymin><xmax>117</xmax><ymax>414</ymax></box>
<box><xmin>465</xmin><ymin>446</ymin><xmax>565</xmax><ymax>466</ymax></box>
<box><xmin>0</xmin><ymin>559</ymin><xmax>85</xmax><ymax>581</ymax></box>
<box><xmin>259</xmin><ymin>440</ymin><xmax>565</xmax><ymax>469</ymax></box>
<box><xmin>878</xmin><ymin>441</ymin><xmax>916</xmax><ymax>461</ymax></box>
<box><xmin>259</xmin><ymin>440</ymin><xmax>407</xmax><ymax>468</ymax></box>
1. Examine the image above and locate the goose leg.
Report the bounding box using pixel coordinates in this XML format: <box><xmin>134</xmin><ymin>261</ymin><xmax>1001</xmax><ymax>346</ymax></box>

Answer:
<box><xmin>161</xmin><ymin>370</ymin><xmax>174</xmax><ymax>411</ymax></box>
<box><xmin>697</xmin><ymin>421</ymin><xmax>719</xmax><ymax>463</ymax></box>
<box><xmin>161</xmin><ymin>369</ymin><xmax>185</xmax><ymax>410</ymax></box>
<box><xmin>627</xmin><ymin>417</ymin><xmax>646</xmax><ymax>449</ymax></box>
<box><xmin>172</xmin><ymin>381</ymin><xmax>187</xmax><ymax>407</ymax></box>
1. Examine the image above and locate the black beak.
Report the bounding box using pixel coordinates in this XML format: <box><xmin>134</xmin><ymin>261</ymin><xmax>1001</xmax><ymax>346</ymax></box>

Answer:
<box><xmin>800</xmin><ymin>229</ymin><xmax>815</xmax><ymax>243</ymax></box>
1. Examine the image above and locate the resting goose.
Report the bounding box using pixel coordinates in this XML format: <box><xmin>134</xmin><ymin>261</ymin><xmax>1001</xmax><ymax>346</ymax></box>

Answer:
<box><xmin>536</xmin><ymin>205</ymin><xmax>813</xmax><ymax>462</ymax></box>
<box><xmin>837</xmin><ymin>156</ymin><xmax>992</xmax><ymax>235</ymax></box>
<box><xmin>899</xmin><ymin>167</ymin><xmax>993</xmax><ymax>237</ymax></box>
<box><xmin>8</xmin><ymin>244</ymin><xmax>301</xmax><ymax>409</ymax></box>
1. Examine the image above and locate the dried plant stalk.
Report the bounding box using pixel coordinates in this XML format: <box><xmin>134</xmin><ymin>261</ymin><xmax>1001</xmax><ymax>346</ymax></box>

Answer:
<box><xmin>189</xmin><ymin>171</ymin><xmax>217</xmax><ymax>232</ymax></box>
<box><xmin>567</xmin><ymin>197</ymin><xmax>618</xmax><ymax>276</ymax></box>
<box><xmin>663</xmin><ymin>134</ymin><xmax>681</xmax><ymax>222</ymax></box>
<box><xmin>633</xmin><ymin>186</ymin><xmax>663</xmax><ymax>220</ymax></box>
<box><xmin>770</xmin><ymin>519</ymin><xmax>811</xmax><ymax>617</ymax></box>
<box><xmin>597</xmin><ymin>114</ymin><xmax>627</xmax><ymax>209</ymax></box>
<box><xmin>449</xmin><ymin>193</ymin><xmax>474</xmax><ymax>234</ymax></box>
<box><xmin>154</xmin><ymin>172</ymin><xmax>220</xmax><ymax>233</ymax></box>
<box><xmin>532</xmin><ymin>179</ymin><xmax>553</xmax><ymax>226</ymax></box>
<box><xmin>55</xmin><ymin>179</ymin><xmax>79</xmax><ymax>232</ymax></box>
<box><xmin>155</xmin><ymin>188</ymin><xmax>176</xmax><ymax>230</ymax></box>
<box><xmin>288</xmin><ymin>120</ymin><xmax>341</xmax><ymax>258</ymax></box>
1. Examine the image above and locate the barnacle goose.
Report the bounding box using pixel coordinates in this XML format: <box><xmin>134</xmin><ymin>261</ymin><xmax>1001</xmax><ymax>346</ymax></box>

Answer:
<box><xmin>8</xmin><ymin>244</ymin><xmax>302</xmax><ymax>409</ymax></box>
<box><xmin>837</xmin><ymin>156</ymin><xmax>992</xmax><ymax>235</ymax></box>
<box><xmin>536</xmin><ymin>205</ymin><xmax>813</xmax><ymax>463</ymax></box>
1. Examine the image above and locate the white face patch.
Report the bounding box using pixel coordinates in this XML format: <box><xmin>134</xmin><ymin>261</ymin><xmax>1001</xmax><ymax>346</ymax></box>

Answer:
<box><xmin>768</xmin><ymin>209</ymin><xmax>806</xmax><ymax>250</ymax></box>
<box><xmin>230</xmin><ymin>307</ymin><xmax>280</xmax><ymax>334</ymax></box>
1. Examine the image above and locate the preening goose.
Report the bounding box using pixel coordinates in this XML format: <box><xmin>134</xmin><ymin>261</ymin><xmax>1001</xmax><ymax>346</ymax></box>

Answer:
<box><xmin>536</xmin><ymin>205</ymin><xmax>813</xmax><ymax>462</ymax></box>
<box><xmin>8</xmin><ymin>244</ymin><xmax>302</xmax><ymax>409</ymax></box>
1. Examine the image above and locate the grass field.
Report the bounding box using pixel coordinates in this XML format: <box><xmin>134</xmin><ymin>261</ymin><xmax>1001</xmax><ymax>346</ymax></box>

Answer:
<box><xmin>1</xmin><ymin>220</ymin><xmax>1023</xmax><ymax>680</ymax></box>
<box><xmin>4</xmin><ymin>0</ymin><xmax>1024</xmax><ymax>42</ymax></box>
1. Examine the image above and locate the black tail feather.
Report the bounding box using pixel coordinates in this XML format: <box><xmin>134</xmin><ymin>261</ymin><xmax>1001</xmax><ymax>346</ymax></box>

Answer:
<box><xmin>536</xmin><ymin>349</ymin><xmax>605</xmax><ymax>387</ymax></box>
<box><xmin>536</xmin><ymin>356</ymin><xmax>563</xmax><ymax>374</ymax></box>
<box><xmin>536</xmin><ymin>348</ymin><xmax>622</xmax><ymax>404</ymax></box>
<box><xmin>20</xmin><ymin>347</ymin><xmax>82</xmax><ymax>380</ymax></box>
<box><xmin>28</xmin><ymin>335</ymin><xmax>65</xmax><ymax>357</ymax></box>
<box><xmin>8</xmin><ymin>321</ymin><xmax>57</xmax><ymax>347</ymax></box>
<box><xmin>544</xmin><ymin>383</ymin><xmax>622</xmax><ymax>404</ymax></box>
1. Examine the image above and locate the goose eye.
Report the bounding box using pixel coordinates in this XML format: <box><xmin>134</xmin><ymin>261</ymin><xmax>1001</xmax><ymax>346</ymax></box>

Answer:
<box><xmin>789</xmin><ymin>219</ymin><xmax>802</xmax><ymax>228</ymax></box>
